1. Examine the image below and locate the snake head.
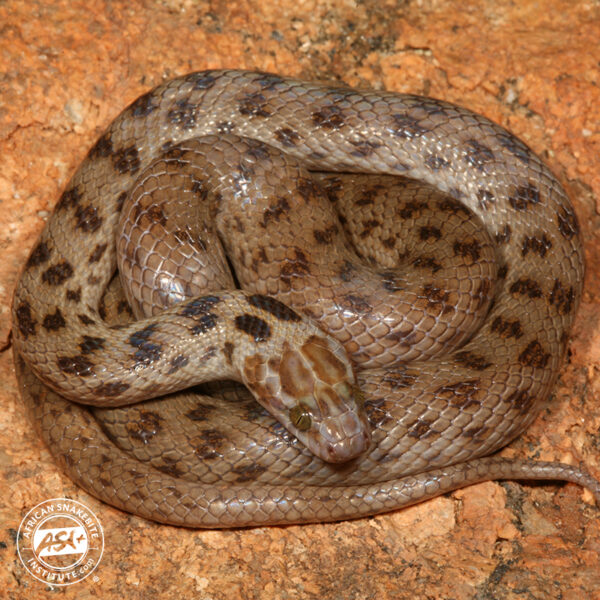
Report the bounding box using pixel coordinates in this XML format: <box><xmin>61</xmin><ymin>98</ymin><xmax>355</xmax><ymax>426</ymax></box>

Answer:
<box><xmin>243</xmin><ymin>334</ymin><xmax>371</xmax><ymax>463</ymax></box>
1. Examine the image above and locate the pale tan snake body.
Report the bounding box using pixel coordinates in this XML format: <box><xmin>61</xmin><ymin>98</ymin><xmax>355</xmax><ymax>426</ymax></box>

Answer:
<box><xmin>12</xmin><ymin>70</ymin><xmax>599</xmax><ymax>527</ymax></box>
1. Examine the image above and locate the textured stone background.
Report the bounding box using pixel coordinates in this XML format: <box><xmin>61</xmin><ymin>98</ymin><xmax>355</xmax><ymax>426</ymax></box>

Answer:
<box><xmin>1</xmin><ymin>1</ymin><xmax>600</xmax><ymax>598</ymax></box>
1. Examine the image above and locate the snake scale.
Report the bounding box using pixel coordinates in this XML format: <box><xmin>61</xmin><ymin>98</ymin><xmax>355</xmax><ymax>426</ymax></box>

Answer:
<box><xmin>12</xmin><ymin>69</ymin><xmax>600</xmax><ymax>527</ymax></box>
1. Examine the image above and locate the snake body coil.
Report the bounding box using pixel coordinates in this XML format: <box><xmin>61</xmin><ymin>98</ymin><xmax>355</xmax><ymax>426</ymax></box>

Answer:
<box><xmin>12</xmin><ymin>70</ymin><xmax>598</xmax><ymax>527</ymax></box>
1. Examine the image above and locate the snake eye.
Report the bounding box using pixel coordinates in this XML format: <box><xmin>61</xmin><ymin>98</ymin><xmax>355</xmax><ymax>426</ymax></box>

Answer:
<box><xmin>289</xmin><ymin>403</ymin><xmax>312</xmax><ymax>431</ymax></box>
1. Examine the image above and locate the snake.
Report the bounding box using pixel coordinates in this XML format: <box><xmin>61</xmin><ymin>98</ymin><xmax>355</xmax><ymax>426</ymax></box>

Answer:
<box><xmin>12</xmin><ymin>69</ymin><xmax>600</xmax><ymax>528</ymax></box>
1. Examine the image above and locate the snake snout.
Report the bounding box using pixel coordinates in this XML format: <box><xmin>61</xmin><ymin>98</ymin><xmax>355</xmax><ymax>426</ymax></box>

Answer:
<box><xmin>280</xmin><ymin>371</ymin><xmax>371</xmax><ymax>463</ymax></box>
<box><xmin>318</xmin><ymin>411</ymin><xmax>372</xmax><ymax>463</ymax></box>
<box><xmin>287</xmin><ymin>391</ymin><xmax>371</xmax><ymax>463</ymax></box>
<box><xmin>293</xmin><ymin>379</ymin><xmax>371</xmax><ymax>463</ymax></box>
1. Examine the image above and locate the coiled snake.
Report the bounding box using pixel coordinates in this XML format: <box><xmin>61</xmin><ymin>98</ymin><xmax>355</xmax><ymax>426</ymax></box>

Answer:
<box><xmin>12</xmin><ymin>70</ymin><xmax>599</xmax><ymax>527</ymax></box>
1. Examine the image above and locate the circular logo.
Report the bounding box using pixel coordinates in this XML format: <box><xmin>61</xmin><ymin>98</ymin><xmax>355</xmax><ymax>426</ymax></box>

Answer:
<box><xmin>17</xmin><ymin>498</ymin><xmax>104</xmax><ymax>586</ymax></box>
